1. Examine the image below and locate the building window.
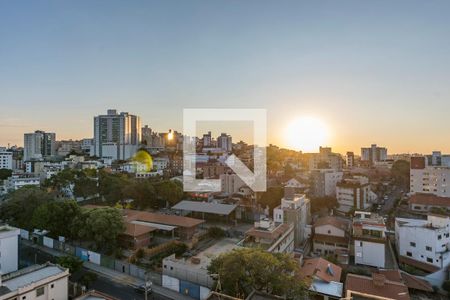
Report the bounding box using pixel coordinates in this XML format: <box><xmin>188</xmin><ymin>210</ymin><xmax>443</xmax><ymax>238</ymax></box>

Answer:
<box><xmin>410</xmin><ymin>242</ymin><xmax>416</xmax><ymax>247</ymax></box>
<box><xmin>426</xmin><ymin>246</ymin><xmax>432</xmax><ymax>251</ymax></box>
<box><xmin>36</xmin><ymin>287</ymin><xmax>45</xmax><ymax>297</ymax></box>
<box><xmin>406</xmin><ymin>251</ymin><xmax>412</xmax><ymax>257</ymax></box>
<box><xmin>50</xmin><ymin>284</ymin><xmax>54</xmax><ymax>288</ymax></box>
<box><xmin>427</xmin><ymin>257</ymin><xmax>433</xmax><ymax>263</ymax></box>
<box><xmin>438</xmin><ymin>235</ymin><xmax>442</xmax><ymax>240</ymax></box>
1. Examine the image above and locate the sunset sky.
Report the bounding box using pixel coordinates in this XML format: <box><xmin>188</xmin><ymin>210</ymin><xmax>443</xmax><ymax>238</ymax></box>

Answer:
<box><xmin>2</xmin><ymin>1</ymin><xmax>450</xmax><ymax>154</ymax></box>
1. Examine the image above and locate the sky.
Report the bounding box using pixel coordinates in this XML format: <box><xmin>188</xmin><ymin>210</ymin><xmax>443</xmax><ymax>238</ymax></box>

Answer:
<box><xmin>1</xmin><ymin>0</ymin><xmax>450</xmax><ymax>154</ymax></box>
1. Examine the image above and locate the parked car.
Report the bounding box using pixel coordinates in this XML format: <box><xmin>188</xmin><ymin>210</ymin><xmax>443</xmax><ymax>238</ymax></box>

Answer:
<box><xmin>134</xmin><ymin>283</ymin><xmax>152</xmax><ymax>295</ymax></box>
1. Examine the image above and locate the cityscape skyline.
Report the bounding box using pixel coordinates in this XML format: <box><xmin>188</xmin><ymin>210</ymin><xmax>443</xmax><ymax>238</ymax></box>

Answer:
<box><xmin>2</xmin><ymin>1</ymin><xmax>450</xmax><ymax>153</ymax></box>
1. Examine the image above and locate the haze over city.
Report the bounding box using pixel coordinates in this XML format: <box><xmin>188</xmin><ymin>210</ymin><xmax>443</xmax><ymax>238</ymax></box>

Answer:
<box><xmin>2</xmin><ymin>0</ymin><xmax>450</xmax><ymax>153</ymax></box>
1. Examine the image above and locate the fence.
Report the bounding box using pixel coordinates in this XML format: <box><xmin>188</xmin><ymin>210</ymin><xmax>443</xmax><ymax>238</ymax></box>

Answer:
<box><xmin>20</xmin><ymin>229</ymin><xmax>162</xmax><ymax>285</ymax></box>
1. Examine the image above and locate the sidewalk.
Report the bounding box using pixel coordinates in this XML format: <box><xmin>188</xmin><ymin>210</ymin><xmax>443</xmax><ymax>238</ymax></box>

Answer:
<box><xmin>84</xmin><ymin>261</ymin><xmax>193</xmax><ymax>300</ymax></box>
<box><xmin>21</xmin><ymin>240</ymin><xmax>194</xmax><ymax>300</ymax></box>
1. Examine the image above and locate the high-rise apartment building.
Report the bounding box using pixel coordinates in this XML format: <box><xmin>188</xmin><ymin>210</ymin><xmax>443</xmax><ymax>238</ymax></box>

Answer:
<box><xmin>93</xmin><ymin>109</ymin><xmax>141</xmax><ymax>160</ymax></box>
<box><xmin>23</xmin><ymin>130</ymin><xmax>56</xmax><ymax>161</ymax></box>
<box><xmin>217</xmin><ymin>133</ymin><xmax>232</xmax><ymax>152</ymax></box>
<box><xmin>361</xmin><ymin>144</ymin><xmax>387</xmax><ymax>164</ymax></box>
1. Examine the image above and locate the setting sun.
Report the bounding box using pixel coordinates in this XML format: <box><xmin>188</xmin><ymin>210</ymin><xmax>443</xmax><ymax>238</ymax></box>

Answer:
<box><xmin>284</xmin><ymin>117</ymin><xmax>329</xmax><ymax>152</ymax></box>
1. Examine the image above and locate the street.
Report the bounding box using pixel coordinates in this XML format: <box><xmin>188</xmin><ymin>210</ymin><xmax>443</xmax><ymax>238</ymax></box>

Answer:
<box><xmin>19</xmin><ymin>243</ymin><xmax>179</xmax><ymax>300</ymax></box>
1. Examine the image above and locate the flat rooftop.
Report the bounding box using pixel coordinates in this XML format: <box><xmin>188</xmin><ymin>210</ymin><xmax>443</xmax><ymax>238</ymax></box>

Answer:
<box><xmin>172</xmin><ymin>200</ymin><xmax>237</xmax><ymax>216</ymax></box>
<box><xmin>1</xmin><ymin>263</ymin><xmax>68</xmax><ymax>294</ymax></box>
<box><xmin>165</xmin><ymin>238</ymin><xmax>240</xmax><ymax>270</ymax></box>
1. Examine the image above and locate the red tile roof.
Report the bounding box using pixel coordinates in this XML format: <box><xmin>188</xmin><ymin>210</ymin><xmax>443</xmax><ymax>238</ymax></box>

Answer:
<box><xmin>123</xmin><ymin>223</ymin><xmax>156</xmax><ymax>237</ymax></box>
<box><xmin>314</xmin><ymin>216</ymin><xmax>351</xmax><ymax>232</ymax></box>
<box><xmin>346</xmin><ymin>273</ymin><xmax>410</xmax><ymax>300</ymax></box>
<box><xmin>299</xmin><ymin>257</ymin><xmax>342</xmax><ymax>283</ymax></box>
<box><xmin>409</xmin><ymin>193</ymin><xmax>450</xmax><ymax>207</ymax></box>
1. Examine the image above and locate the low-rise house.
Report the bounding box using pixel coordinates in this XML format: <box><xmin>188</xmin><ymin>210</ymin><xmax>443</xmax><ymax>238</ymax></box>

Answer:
<box><xmin>119</xmin><ymin>223</ymin><xmax>156</xmax><ymax>249</ymax></box>
<box><xmin>3</xmin><ymin>174</ymin><xmax>40</xmax><ymax>191</ymax></box>
<box><xmin>395</xmin><ymin>214</ymin><xmax>450</xmax><ymax>273</ymax></box>
<box><xmin>312</xmin><ymin>216</ymin><xmax>351</xmax><ymax>264</ymax></box>
<box><xmin>345</xmin><ymin>272</ymin><xmax>410</xmax><ymax>300</ymax></box>
<box><xmin>240</xmin><ymin>218</ymin><xmax>295</xmax><ymax>253</ymax></box>
<box><xmin>0</xmin><ymin>263</ymin><xmax>69</xmax><ymax>300</ymax></box>
<box><xmin>353</xmin><ymin>211</ymin><xmax>387</xmax><ymax>268</ymax></box>
<box><xmin>299</xmin><ymin>257</ymin><xmax>343</xmax><ymax>299</ymax></box>
<box><xmin>409</xmin><ymin>193</ymin><xmax>450</xmax><ymax>213</ymax></box>
<box><xmin>84</xmin><ymin>206</ymin><xmax>205</xmax><ymax>245</ymax></box>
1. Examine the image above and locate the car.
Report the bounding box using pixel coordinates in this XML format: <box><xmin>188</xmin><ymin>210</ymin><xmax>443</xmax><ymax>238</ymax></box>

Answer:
<box><xmin>134</xmin><ymin>283</ymin><xmax>152</xmax><ymax>295</ymax></box>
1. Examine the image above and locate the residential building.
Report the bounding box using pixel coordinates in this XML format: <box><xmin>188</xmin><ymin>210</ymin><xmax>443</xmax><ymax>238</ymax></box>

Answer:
<box><xmin>353</xmin><ymin>211</ymin><xmax>387</xmax><ymax>268</ymax></box>
<box><xmin>336</xmin><ymin>176</ymin><xmax>371</xmax><ymax>213</ymax></box>
<box><xmin>408</xmin><ymin>193</ymin><xmax>450</xmax><ymax>213</ymax></box>
<box><xmin>312</xmin><ymin>216</ymin><xmax>351</xmax><ymax>264</ymax></box>
<box><xmin>309</xmin><ymin>147</ymin><xmax>343</xmax><ymax>171</ymax></box>
<box><xmin>410</xmin><ymin>156</ymin><xmax>450</xmax><ymax>197</ymax></box>
<box><xmin>299</xmin><ymin>257</ymin><xmax>343</xmax><ymax>300</ymax></box>
<box><xmin>310</xmin><ymin>169</ymin><xmax>343</xmax><ymax>198</ymax></box>
<box><xmin>202</xmin><ymin>163</ymin><xmax>227</xmax><ymax>179</ymax></box>
<box><xmin>361</xmin><ymin>144</ymin><xmax>388</xmax><ymax>164</ymax></box>
<box><xmin>395</xmin><ymin>214</ymin><xmax>450</xmax><ymax>273</ymax></box>
<box><xmin>0</xmin><ymin>263</ymin><xmax>69</xmax><ymax>300</ymax></box>
<box><xmin>273</xmin><ymin>190</ymin><xmax>310</xmax><ymax>247</ymax></box>
<box><xmin>346</xmin><ymin>151</ymin><xmax>354</xmax><ymax>169</ymax></box>
<box><xmin>217</xmin><ymin>133</ymin><xmax>232</xmax><ymax>152</ymax></box>
<box><xmin>202</xmin><ymin>131</ymin><xmax>212</xmax><ymax>147</ymax></box>
<box><xmin>240</xmin><ymin>218</ymin><xmax>295</xmax><ymax>253</ymax></box>
<box><xmin>3</xmin><ymin>174</ymin><xmax>40</xmax><ymax>191</ymax></box>
<box><xmin>81</xmin><ymin>138</ymin><xmax>94</xmax><ymax>155</ymax></box>
<box><xmin>153</xmin><ymin>157</ymin><xmax>170</xmax><ymax>171</ymax></box>
<box><xmin>93</xmin><ymin>109</ymin><xmax>141</xmax><ymax>160</ymax></box>
<box><xmin>0</xmin><ymin>151</ymin><xmax>13</xmax><ymax>170</ymax></box>
<box><xmin>0</xmin><ymin>225</ymin><xmax>20</xmax><ymax>274</ymax></box>
<box><xmin>55</xmin><ymin>139</ymin><xmax>82</xmax><ymax>156</ymax></box>
<box><xmin>24</xmin><ymin>130</ymin><xmax>56</xmax><ymax>161</ymax></box>
<box><xmin>345</xmin><ymin>272</ymin><xmax>410</xmax><ymax>300</ymax></box>
<box><xmin>220</xmin><ymin>173</ymin><xmax>246</xmax><ymax>195</ymax></box>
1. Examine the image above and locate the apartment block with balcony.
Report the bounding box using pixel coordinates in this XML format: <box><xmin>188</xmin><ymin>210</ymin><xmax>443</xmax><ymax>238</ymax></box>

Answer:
<box><xmin>336</xmin><ymin>176</ymin><xmax>371</xmax><ymax>214</ymax></box>
<box><xmin>410</xmin><ymin>156</ymin><xmax>450</xmax><ymax>197</ymax></box>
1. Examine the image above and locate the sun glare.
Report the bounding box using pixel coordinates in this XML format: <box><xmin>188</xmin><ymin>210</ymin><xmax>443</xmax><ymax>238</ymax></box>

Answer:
<box><xmin>285</xmin><ymin>117</ymin><xmax>329</xmax><ymax>152</ymax></box>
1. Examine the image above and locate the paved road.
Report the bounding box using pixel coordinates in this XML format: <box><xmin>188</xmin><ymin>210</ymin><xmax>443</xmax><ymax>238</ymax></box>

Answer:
<box><xmin>79</xmin><ymin>268</ymin><xmax>171</xmax><ymax>300</ymax></box>
<box><xmin>380</xmin><ymin>186</ymin><xmax>403</xmax><ymax>215</ymax></box>
<box><xmin>19</xmin><ymin>242</ymin><xmax>192</xmax><ymax>300</ymax></box>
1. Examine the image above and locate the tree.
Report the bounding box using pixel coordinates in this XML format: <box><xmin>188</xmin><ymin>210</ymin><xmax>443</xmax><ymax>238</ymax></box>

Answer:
<box><xmin>155</xmin><ymin>180</ymin><xmax>184</xmax><ymax>207</ymax></box>
<box><xmin>57</xmin><ymin>255</ymin><xmax>83</xmax><ymax>274</ymax></box>
<box><xmin>73</xmin><ymin>207</ymin><xmax>125</xmax><ymax>252</ymax></box>
<box><xmin>258</xmin><ymin>187</ymin><xmax>284</xmax><ymax>212</ymax></box>
<box><xmin>207</xmin><ymin>226</ymin><xmax>226</xmax><ymax>239</ymax></box>
<box><xmin>442</xmin><ymin>280</ymin><xmax>450</xmax><ymax>293</ymax></box>
<box><xmin>0</xmin><ymin>168</ymin><xmax>12</xmax><ymax>180</ymax></box>
<box><xmin>0</xmin><ymin>186</ymin><xmax>53</xmax><ymax>229</ymax></box>
<box><xmin>31</xmin><ymin>200</ymin><xmax>81</xmax><ymax>239</ymax></box>
<box><xmin>310</xmin><ymin>196</ymin><xmax>338</xmax><ymax>213</ymax></box>
<box><xmin>122</xmin><ymin>180</ymin><xmax>156</xmax><ymax>209</ymax></box>
<box><xmin>208</xmin><ymin>248</ymin><xmax>308</xmax><ymax>299</ymax></box>
<box><xmin>391</xmin><ymin>160</ymin><xmax>410</xmax><ymax>190</ymax></box>
<box><xmin>98</xmin><ymin>170</ymin><xmax>130</xmax><ymax>204</ymax></box>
